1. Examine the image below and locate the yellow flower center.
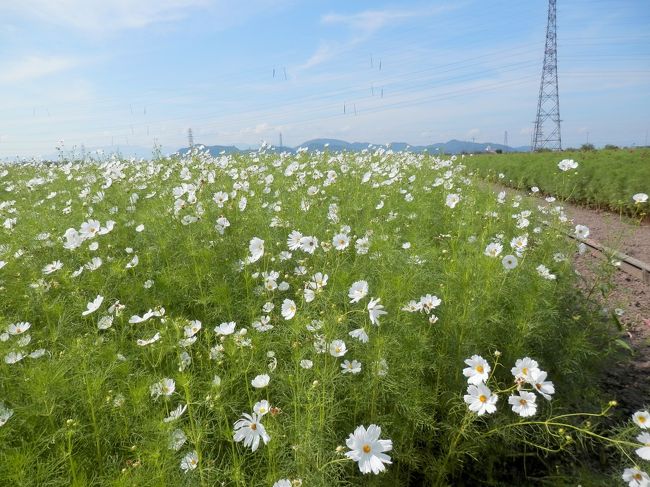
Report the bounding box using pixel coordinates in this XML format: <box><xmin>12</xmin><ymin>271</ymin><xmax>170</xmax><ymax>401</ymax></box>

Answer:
<box><xmin>519</xmin><ymin>399</ymin><xmax>528</xmax><ymax>406</ymax></box>
<box><xmin>362</xmin><ymin>444</ymin><xmax>371</xmax><ymax>454</ymax></box>
<box><xmin>522</xmin><ymin>367</ymin><xmax>529</xmax><ymax>376</ymax></box>
<box><xmin>634</xmin><ymin>473</ymin><xmax>642</xmax><ymax>481</ymax></box>
<box><xmin>640</xmin><ymin>416</ymin><xmax>647</xmax><ymax>424</ymax></box>
<box><xmin>475</xmin><ymin>365</ymin><xmax>484</xmax><ymax>374</ymax></box>
<box><xmin>479</xmin><ymin>395</ymin><xmax>487</xmax><ymax>403</ymax></box>
<box><xmin>259</xmin><ymin>408</ymin><xmax>266</xmax><ymax>414</ymax></box>
<box><xmin>250</xmin><ymin>424</ymin><xmax>257</xmax><ymax>431</ymax></box>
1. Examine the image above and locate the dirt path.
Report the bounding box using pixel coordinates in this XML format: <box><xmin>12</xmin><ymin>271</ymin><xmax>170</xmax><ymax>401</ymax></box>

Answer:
<box><xmin>566</xmin><ymin>205</ymin><xmax>650</xmax><ymax>413</ymax></box>
<box><xmin>491</xmin><ymin>182</ymin><xmax>650</xmax><ymax>412</ymax></box>
<box><xmin>566</xmin><ymin>205</ymin><xmax>650</xmax><ymax>263</ymax></box>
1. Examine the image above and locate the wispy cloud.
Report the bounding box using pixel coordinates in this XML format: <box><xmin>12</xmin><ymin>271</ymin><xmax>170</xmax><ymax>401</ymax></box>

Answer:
<box><xmin>321</xmin><ymin>5</ymin><xmax>456</xmax><ymax>37</ymax></box>
<box><xmin>1</xmin><ymin>0</ymin><xmax>210</xmax><ymax>33</ymax></box>
<box><xmin>0</xmin><ymin>55</ymin><xmax>80</xmax><ymax>83</ymax></box>
<box><xmin>297</xmin><ymin>4</ymin><xmax>463</xmax><ymax>71</ymax></box>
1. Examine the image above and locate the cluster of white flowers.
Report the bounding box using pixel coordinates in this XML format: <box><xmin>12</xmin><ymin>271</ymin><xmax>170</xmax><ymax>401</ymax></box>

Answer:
<box><xmin>401</xmin><ymin>293</ymin><xmax>442</xmax><ymax>323</ymax></box>
<box><xmin>462</xmin><ymin>355</ymin><xmax>554</xmax><ymax>418</ymax></box>
<box><xmin>622</xmin><ymin>410</ymin><xmax>650</xmax><ymax>486</ymax></box>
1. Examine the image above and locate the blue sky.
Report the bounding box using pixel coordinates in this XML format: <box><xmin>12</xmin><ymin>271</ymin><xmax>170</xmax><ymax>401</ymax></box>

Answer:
<box><xmin>0</xmin><ymin>0</ymin><xmax>649</xmax><ymax>157</ymax></box>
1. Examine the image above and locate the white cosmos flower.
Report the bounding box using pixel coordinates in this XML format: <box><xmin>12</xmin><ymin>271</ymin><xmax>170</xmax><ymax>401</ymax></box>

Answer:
<box><xmin>446</xmin><ymin>193</ymin><xmax>460</xmax><ymax>208</ymax></box>
<box><xmin>8</xmin><ymin>322</ymin><xmax>31</xmax><ymax>335</ymax></box>
<box><xmin>345</xmin><ymin>424</ymin><xmax>392</xmax><ymax>475</ymax></box>
<box><xmin>85</xmin><ymin>257</ymin><xmax>102</xmax><ymax>271</ymax></box>
<box><xmin>367</xmin><ymin>298</ymin><xmax>387</xmax><ymax>325</ymax></box>
<box><xmin>169</xmin><ymin>429</ymin><xmax>187</xmax><ymax>451</ymax></box>
<box><xmin>462</xmin><ymin>355</ymin><xmax>491</xmax><ymax>385</ymax></box>
<box><xmin>633</xmin><ymin>193</ymin><xmax>648</xmax><ymax>204</ymax></box>
<box><xmin>215</xmin><ymin>321</ymin><xmax>236</xmax><ymax>335</ymax></box>
<box><xmin>163</xmin><ymin>404</ymin><xmax>187</xmax><ymax>423</ymax></box>
<box><xmin>508</xmin><ymin>391</ymin><xmax>537</xmax><ymax>417</ymax></box>
<box><xmin>273</xmin><ymin>480</ymin><xmax>292</xmax><ymax>487</ymax></box>
<box><xmin>253</xmin><ymin>400</ymin><xmax>270</xmax><ymax>416</ymax></box>
<box><xmin>355</xmin><ymin>237</ymin><xmax>370</xmax><ymax>254</ymax></box>
<box><xmin>233</xmin><ymin>412</ymin><xmax>270</xmax><ymax>452</ymax></box>
<box><xmin>574</xmin><ymin>224</ymin><xmax>590</xmax><ymax>240</ymax></box>
<box><xmin>309</xmin><ymin>272</ymin><xmax>328</xmax><ymax>290</ymax></box>
<box><xmin>348</xmin><ymin>280</ymin><xmax>369</xmax><ymax>303</ymax></box>
<box><xmin>97</xmin><ymin>315</ymin><xmax>114</xmax><ymax>330</ymax></box>
<box><xmin>536</xmin><ymin>264</ymin><xmax>556</xmax><ymax>280</ymax></box>
<box><xmin>0</xmin><ymin>402</ymin><xmax>14</xmax><ymax>427</ymax></box>
<box><xmin>419</xmin><ymin>294</ymin><xmax>441</xmax><ymax>313</ymax></box>
<box><xmin>63</xmin><ymin>228</ymin><xmax>83</xmax><ymax>250</ymax></box>
<box><xmin>281</xmin><ymin>299</ymin><xmax>297</xmax><ymax>320</ymax></box>
<box><xmin>502</xmin><ymin>254</ymin><xmax>518</xmax><ymax>270</ymax></box>
<box><xmin>180</xmin><ymin>451</ymin><xmax>198</xmax><ymax>473</ymax></box>
<box><xmin>125</xmin><ymin>255</ymin><xmax>139</xmax><ymax>269</ymax></box>
<box><xmin>28</xmin><ymin>349</ymin><xmax>46</xmax><ymax>359</ymax></box>
<box><xmin>184</xmin><ymin>320</ymin><xmax>201</xmax><ymax>338</ymax></box>
<box><xmin>42</xmin><ymin>260</ymin><xmax>63</xmax><ymax>275</ymax></box>
<box><xmin>82</xmin><ymin>295</ymin><xmax>104</xmax><ymax>316</ymax></box>
<box><xmin>300</xmin><ymin>359</ymin><xmax>313</xmax><ymax>369</ymax></box>
<box><xmin>303</xmin><ymin>288</ymin><xmax>315</xmax><ymax>303</ymax></box>
<box><xmin>484</xmin><ymin>242</ymin><xmax>503</xmax><ymax>258</ymax></box>
<box><xmin>287</xmin><ymin>230</ymin><xmax>302</xmax><ymax>250</ymax></box>
<box><xmin>248</xmin><ymin>237</ymin><xmax>264</xmax><ymax>263</ymax></box>
<box><xmin>135</xmin><ymin>224</ymin><xmax>145</xmax><ymax>232</ymax></box>
<box><xmin>622</xmin><ymin>467</ymin><xmax>649</xmax><ymax>487</ymax></box>
<box><xmin>341</xmin><ymin>359</ymin><xmax>362</xmax><ymax>374</ymax></box>
<box><xmin>137</xmin><ymin>332</ymin><xmax>161</xmax><ymax>346</ymax></box>
<box><xmin>80</xmin><ymin>219</ymin><xmax>101</xmax><ymax>239</ymax></box>
<box><xmin>332</xmin><ymin>233</ymin><xmax>350</xmax><ymax>250</ymax></box>
<box><xmin>251</xmin><ymin>374</ymin><xmax>270</xmax><ymax>388</ymax></box>
<box><xmin>329</xmin><ymin>339</ymin><xmax>347</xmax><ymax>357</ymax></box>
<box><xmin>349</xmin><ymin>328</ymin><xmax>369</xmax><ymax>343</ymax></box>
<box><xmin>530</xmin><ymin>370</ymin><xmax>555</xmax><ymax>400</ymax></box>
<box><xmin>213</xmin><ymin>191</ymin><xmax>229</xmax><ymax>207</ymax></box>
<box><xmin>558</xmin><ymin>159</ymin><xmax>578</xmax><ymax>171</ymax></box>
<box><xmin>635</xmin><ymin>432</ymin><xmax>650</xmax><ymax>460</ymax></box>
<box><xmin>633</xmin><ymin>410</ymin><xmax>650</xmax><ymax>429</ymax></box>
<box><xmin>4</xmin><ymin>351</ymin><xmax>25</xmax><ymax>364</ymax></box>
<box><xmin>299</xmin><ymin>235</ymin><xmax>318</xmax><ymax>254</ymax></box>
<box><xmin>151</xmin><ymin>378</ymin><xmax>176</xmax><ymax>399</ymax></box>
<box><xmin>464</xmin><ymin>383</ymin><xmax>498</xmax><ymax>415</ymax></box>
<box><xmin>510</xmin><ymin>235</ymin><xmax>528</xmax><ymax>253</ymax></box>
<box><xmin>511</xmin><ymin>357</ymin><xmax>541</xmax><ymax>383</ymax></box>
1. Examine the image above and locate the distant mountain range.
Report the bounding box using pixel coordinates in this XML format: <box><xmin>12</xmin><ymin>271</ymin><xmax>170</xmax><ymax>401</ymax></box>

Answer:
<box><xmin>179</xmin><ymin>138</ymin><xmax>530</xmax><ymax>155</ymax></box>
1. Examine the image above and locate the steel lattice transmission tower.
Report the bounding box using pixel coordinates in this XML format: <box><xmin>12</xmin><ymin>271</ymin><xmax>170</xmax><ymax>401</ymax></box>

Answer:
<box><xmin>532</xmin><ymin>0</ymin><xmax>562</xmax><ymax>151</ymax></box>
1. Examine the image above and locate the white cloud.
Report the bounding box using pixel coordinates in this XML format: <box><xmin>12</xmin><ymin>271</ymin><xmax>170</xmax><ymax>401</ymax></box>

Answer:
<box><xmin>298</xmin><ymin>4</ymin><xmax>463</xmax><ymax>71</ymax></box>
<box><xmin>1</xmin><ymin>0</ymin><xmax>210</xmax><ymax>33</ymax></box>
<box><xmin>0</xmin><ymin>55</ymin><xmax>80</xmax><ymax>83</ymax></box>
<box><xmin>322</xmin><ymin>5</ymin><xmax>459</xmax><ymax>36</ymax></box>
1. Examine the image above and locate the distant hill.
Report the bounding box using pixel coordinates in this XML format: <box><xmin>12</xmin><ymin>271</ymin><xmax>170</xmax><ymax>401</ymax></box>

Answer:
<box><xmin>178</xmin><ymin>139</ymin><xmax>530</xmax><ymax>156</ymax></box>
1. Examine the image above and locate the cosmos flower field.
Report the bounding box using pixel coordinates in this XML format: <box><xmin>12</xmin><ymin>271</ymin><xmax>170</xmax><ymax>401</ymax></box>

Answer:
<box><xmin>0</xmin><ymin>148</ymin><xmax>648</xmax><ymax>486</ymax></box>
<box><xmin>463</xmin><ymin>148</ymin><xmax>650</xmax><ymax>217</ymax></box>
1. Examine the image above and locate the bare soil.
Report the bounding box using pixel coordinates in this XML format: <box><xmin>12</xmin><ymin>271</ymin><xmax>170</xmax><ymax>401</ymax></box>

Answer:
<box><xmin>566</xmin><ymin>205</ymin><xmax>650</xmax><ymax>413</ymax></box>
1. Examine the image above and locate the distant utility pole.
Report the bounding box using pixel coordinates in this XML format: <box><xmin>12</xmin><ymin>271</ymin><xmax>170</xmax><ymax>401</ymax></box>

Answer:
<box><xmin>279</xmin><ymin>132</ymin><xmax>283</xmax><ymax>148</ymax></box>
<box><xmin>504</xmin><ymin>130</ymin><xmax>508</xmax><ymax>147</ymax></box>
<box><xmin>188</xmin><ymin>128</ymin><xmax>194</xmax><ymax>148</ymax></box>
<box><xmin>532</xmin><ymin>0</ymin><xmax>562</xmax><ymax>151</ymax></box>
